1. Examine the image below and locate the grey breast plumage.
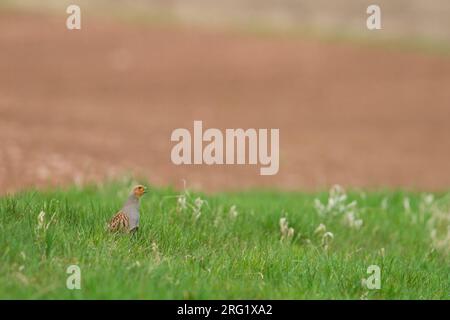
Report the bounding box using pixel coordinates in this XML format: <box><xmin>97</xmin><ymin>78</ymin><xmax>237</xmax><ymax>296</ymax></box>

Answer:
<box><xmin>121</xmin><ymin>194</ymin><xmax>140</xmax><ymax>231</ymax></box>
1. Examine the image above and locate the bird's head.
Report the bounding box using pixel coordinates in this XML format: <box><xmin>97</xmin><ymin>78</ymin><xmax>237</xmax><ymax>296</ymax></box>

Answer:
<box><xmin>131</xmin><ymin>185</ymin><xmax>147</xmax><ymax>198</ymax></box>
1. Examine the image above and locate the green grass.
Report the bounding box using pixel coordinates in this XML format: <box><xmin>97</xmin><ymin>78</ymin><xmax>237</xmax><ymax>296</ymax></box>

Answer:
<box><xmin>0</xmin><ymin>181</ymin><xmax>449</xmax><ymax>299</ymax></box>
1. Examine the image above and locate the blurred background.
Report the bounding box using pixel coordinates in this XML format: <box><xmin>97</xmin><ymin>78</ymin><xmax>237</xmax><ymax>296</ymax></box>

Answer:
<box><xmin>0</xmin><ymin>0</ymin><xmax>449</xmax><ymax>192</ymax></box>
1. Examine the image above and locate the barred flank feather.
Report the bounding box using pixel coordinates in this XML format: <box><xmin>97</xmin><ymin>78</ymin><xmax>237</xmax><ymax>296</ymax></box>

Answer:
<box><xmin>108</xmin><ymin>211</ymin><xmax>129</xmax><ymax>232</ymax></box>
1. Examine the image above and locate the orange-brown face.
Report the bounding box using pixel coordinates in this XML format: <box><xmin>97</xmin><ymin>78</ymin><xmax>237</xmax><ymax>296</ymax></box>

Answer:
<box><xmin>133</xmin><ymin>185</ymin><xmax>147</xmax><ymax>198</ymax></box>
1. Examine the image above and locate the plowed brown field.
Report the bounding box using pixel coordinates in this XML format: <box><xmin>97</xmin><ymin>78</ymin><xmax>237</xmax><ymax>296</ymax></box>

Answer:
<box><xmin>1</xmin><ymin>12</ymin><xmax>450</xmax><ymax>193</ymax></box>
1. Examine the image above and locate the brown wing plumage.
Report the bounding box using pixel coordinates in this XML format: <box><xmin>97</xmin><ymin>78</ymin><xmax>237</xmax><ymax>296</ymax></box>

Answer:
<box><xmin>108</xmin><ymin>211</ymin><xmax>129</xmax><ymax>232</ymax></box>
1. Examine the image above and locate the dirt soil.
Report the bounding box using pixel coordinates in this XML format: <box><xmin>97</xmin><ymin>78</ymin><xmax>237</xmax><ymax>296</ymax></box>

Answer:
<box><xmin>1</xmin><ymin>12</ymin><xmax>450</xmax><ymax>193</ymax></box>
